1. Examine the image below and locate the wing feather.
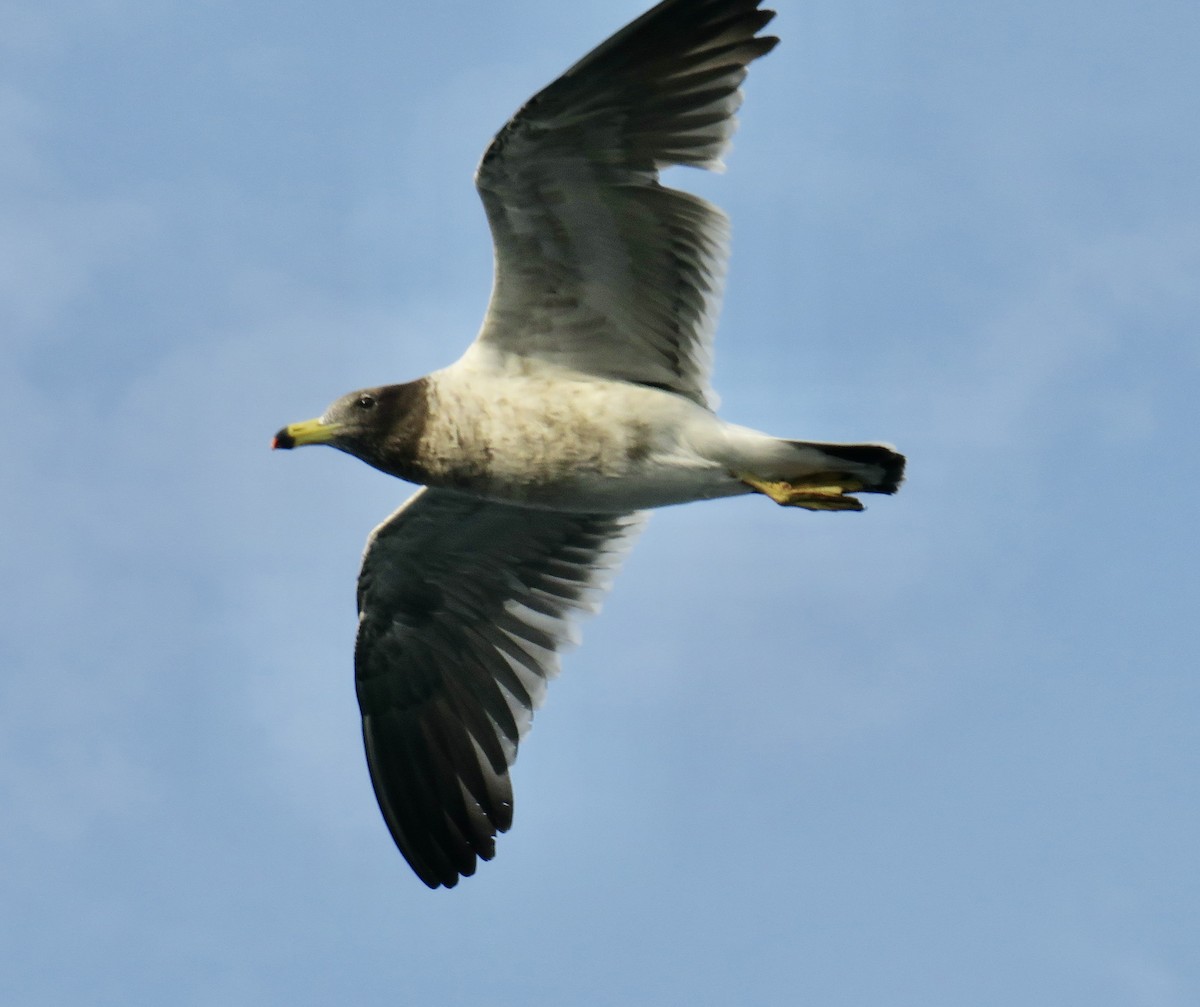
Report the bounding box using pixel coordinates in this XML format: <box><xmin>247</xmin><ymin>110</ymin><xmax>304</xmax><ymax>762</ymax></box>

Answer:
<box><xmin>354</xmin><ymin>488</ymin><xmax>645</xmax><ymax>888</ymax></box>
<box><xmin>470</xmin><ymin>0</ymin><xmax>779</xmax><ymax>407</ymax></box>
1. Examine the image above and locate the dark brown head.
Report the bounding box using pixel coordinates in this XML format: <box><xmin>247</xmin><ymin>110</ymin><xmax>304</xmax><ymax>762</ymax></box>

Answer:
<box><xmin>272</xmin><ymin>379</ymin><xmax>429</xmax><ymax>478</ymax></box>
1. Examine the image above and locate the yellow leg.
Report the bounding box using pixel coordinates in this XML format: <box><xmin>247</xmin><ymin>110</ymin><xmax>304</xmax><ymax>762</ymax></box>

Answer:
<box><xmin>737</xmin><ymin>472</ymin><xmax>866</xmax><ymax>512</ymax></box>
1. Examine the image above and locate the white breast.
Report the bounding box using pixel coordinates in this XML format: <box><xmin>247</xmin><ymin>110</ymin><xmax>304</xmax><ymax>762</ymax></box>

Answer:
<box><xmin>418</xmin><ymin>363</ymin><xmax>748</xmax><ymax>512</ymax></box>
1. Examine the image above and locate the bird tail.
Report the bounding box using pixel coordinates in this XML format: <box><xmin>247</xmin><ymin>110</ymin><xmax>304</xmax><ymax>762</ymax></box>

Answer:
<box><xmin>733</xmin><ymin>438</ymin><xmax>905</xmax><ymax>511</ymax></box>
<box><xmin>787</xmin><ymin>440</ymin><xmax>906</xmax><ymax>495</ymax></box>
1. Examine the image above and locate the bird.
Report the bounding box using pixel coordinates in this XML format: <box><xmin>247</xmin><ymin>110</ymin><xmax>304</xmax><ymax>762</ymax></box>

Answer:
<box><xmin>273</xmin><ymin>0</ymin><xmax>905</xmax><ymax>889</ymax></box>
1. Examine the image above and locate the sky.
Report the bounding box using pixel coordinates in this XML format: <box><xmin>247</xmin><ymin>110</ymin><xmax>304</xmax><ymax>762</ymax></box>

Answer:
<box><xmin>2</xmin><ymin>0</ymin><xmax>1198</xmax><ymax>1003</ymax></box>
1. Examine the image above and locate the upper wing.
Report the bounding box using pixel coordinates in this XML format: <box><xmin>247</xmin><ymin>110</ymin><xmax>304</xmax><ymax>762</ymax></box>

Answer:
<box><xmin>354</xmin><ymin>488</ymin><xmax>646</xmax><ymax>888</ymax></box>
<box><xmin>470</xmin><ymin>0</ymin><xmax>779</xmax><ymax>408</ymax></box>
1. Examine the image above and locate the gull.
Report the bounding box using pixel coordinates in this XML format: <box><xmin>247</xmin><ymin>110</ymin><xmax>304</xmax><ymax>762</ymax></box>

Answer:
<box><xmin>273</xmin><ymin>0</ymin><xmax>905</xmax><ymax>888</ymax></box>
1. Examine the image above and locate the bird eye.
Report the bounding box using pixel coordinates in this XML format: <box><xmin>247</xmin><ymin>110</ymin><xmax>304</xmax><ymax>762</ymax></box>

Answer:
<box><xmin>356</xmin><ymin>394</ymin><xmax>377</xmax><ymax>410</ymax></box>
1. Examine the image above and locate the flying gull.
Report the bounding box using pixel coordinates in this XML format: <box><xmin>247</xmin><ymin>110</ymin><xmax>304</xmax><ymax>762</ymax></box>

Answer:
<box><xmin>273</xmin><ymin>0</ymin><xmax>905</xmax><ymax>889</ymax></box>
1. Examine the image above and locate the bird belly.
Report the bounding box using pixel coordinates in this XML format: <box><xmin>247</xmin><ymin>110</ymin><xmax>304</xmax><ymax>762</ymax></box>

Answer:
<box><xmin>416</xmin><ymin>372</ymin><xmax>748</xmax><ymax>512</ymax></box>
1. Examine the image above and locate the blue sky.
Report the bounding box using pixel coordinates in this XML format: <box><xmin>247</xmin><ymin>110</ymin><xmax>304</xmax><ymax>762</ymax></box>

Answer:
<box><xmin>3</xmin><ymin>0</ymin><xmax>1198</xmax><ymax>1003</ymax></box>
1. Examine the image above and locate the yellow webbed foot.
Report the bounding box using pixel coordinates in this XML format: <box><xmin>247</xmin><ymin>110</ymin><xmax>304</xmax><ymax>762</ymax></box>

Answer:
<box><xmin>738</xmin><ymin>473</ymin><xmax>866</xmax><ymax>512</ymax></box>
